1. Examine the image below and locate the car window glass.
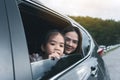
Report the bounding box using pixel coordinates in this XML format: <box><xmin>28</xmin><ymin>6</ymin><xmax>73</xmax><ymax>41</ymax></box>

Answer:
<box><xmin>80</xmin><ymin>29</ymin><xmax>91</xmax><ymax>56</ymax></box>
<box><xmin>31</xmin><ymin>59</ymin><xmax>58</xmax><ymax>80</ymax></box>
<box><xmin>41</xmin><ymin>54</ymin><xmax>82</xmax><ymax>79</ymax></box>
<box><xmin>18</xmin><ymin>1</ymin><xmax>70</xmax><ymax>79</ymax></box>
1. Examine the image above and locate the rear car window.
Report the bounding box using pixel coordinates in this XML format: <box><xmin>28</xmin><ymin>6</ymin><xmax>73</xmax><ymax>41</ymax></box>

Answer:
<box><xmin>18</xmin><ymin>1</ymin><xmax>84</xmax><ymax>79</ymax></box>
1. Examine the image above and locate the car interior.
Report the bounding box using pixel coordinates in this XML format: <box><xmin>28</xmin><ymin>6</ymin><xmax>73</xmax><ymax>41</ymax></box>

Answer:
<box><xmin>19</xmin><ymin>2</ymin><xmax>71</xmax><ymax>54</ymax></box>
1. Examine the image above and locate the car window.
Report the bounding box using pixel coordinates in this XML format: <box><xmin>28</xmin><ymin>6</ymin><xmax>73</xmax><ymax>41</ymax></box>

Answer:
<box><xmin>18</xmin><ymin>1</ymin><xmax>84</xmax><ymax>80</ymax></box>
<box><xmin>17</xmin><ymin>1</ymin><xmax>72</xmax><ymax>79</ymax></box>
<box><xmin>31</xmin><ymin>59</ymin><xmax>58</xmax><ymax>80</ymax></box>
<box><xmin>81</xmin><ymin>29</ymin><xmax>91</xmax><ymax>56</ymax></box>
<box><xmin>73</xmin><ymin>24</ymin><xmax>91</xmax><ymax>56</ymax></box>
<box><xmin>18</xmin><ymin>1</ymin><xmax>70</xmax><ymax>54</ymax></box>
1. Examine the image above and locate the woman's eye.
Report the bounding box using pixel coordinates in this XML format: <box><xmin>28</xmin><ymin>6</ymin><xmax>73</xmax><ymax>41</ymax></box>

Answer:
<box><xmin>65</xmin><ymin>37</ymin><xmax>70</xmax><ymax>41</ymax></box>
<box><xmin>73</xmin><ymin>40</ymin><xmax>78</xmax><ymax>44</ymax></box>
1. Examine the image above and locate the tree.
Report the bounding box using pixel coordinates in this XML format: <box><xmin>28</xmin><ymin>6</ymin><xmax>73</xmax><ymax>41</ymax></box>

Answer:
<box><xmin>69</xmin><ymin>16</ymin><xmax>120</xmax><ymax>46</ymax></box>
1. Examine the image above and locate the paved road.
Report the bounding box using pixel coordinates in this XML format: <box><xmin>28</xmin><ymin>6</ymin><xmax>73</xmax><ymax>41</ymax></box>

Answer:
<box><xmin>102</xmin><ymin>47</ymin><xmax>120</xmax><ymax>80</ymax></box>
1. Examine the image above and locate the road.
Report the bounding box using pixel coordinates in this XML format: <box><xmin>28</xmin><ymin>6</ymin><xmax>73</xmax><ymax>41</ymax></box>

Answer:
<box><xmin>102</xmin><ymin>47</ymin><xmax>120</xmax><ymax>80</ymax></box>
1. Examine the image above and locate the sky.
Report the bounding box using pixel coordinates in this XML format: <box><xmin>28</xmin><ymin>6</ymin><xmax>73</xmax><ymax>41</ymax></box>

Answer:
<box><xmin>38</xmin><ymin>0</ymin><xmax>120</xmax><ymax>21</ymax></box>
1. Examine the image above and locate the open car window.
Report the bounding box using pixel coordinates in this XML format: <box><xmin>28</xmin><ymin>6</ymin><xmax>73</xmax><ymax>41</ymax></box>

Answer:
<box><xmin>18</xmin><ymin>1</ymin><xmax>71</xmax><ymax>54</ymax></box>
<box><xmin>18</xmin><ymin>1</ymin><xmax>84</xmax><ymax>80</ymax></box>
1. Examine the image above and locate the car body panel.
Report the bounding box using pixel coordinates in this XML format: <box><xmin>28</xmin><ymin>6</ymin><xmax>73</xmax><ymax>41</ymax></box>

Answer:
<box><xmin>4</xmin><ymin>0</ymin><xmax>32</xmax><ymax>80</ymax></box>
<box><xmin>50</xmin><ymin>57</ymin><xmax>98</xmax><ymax>80</ymax></box>
<box><xmin>0</xmin><ymin>0</ymin><xmax>14</xmax><ymax>79</ymax></box>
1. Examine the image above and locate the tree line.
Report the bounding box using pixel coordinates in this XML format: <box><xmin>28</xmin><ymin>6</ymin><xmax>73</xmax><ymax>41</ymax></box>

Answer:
<box><xmin>69</xmin><ymin>16</ymin><xmax>120</xmax><ymax>46</ymax></box>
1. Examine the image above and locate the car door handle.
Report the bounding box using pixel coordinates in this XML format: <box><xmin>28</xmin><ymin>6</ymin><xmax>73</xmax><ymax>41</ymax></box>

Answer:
<box><xmin>91</xmin><ymin>66</ymin><xmax>98</xmax><ymax>77</ymax></box>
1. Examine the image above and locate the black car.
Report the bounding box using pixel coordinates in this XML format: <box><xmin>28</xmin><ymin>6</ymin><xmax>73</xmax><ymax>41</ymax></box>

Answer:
<box><xmin>0</xmin><ymin>0</ymin><xmax>110</xmax><ymax>80</ymax></box>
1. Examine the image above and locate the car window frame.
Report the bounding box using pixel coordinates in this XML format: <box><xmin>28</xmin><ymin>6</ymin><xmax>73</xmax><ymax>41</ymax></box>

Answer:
<box><xmin>0</xmin><ymin>0</ymin><xmax>14</xmax><ymax>79</ymax></box>
<box><xmin>17</xmin><ymin>0</ymin><xmax>72</xmax><ymax>79</ymax></box>
<box><xmin>5</xmin><ymin>0</ymin><xmax>32</xmax><ymax>80</ymax></box>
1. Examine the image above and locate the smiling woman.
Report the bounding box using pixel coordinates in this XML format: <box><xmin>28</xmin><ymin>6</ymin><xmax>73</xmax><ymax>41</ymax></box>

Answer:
<box><xmin>62</xmin><ymin>26</ymin><xmax>82</xmax><ymax>55</ymax></box>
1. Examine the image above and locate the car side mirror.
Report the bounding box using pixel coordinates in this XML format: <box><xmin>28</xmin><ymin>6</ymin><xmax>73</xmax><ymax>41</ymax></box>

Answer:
<box><xmin>97</xmin><ymin>48</ymin><xmax>104</xmax><ymax>56</ymax></box>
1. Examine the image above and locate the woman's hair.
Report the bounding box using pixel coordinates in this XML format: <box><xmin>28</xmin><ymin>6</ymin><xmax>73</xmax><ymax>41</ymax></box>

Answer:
<box><xmin>62</xmin><ymin>26</ymin><xmax>82</xmax><ymax>54</ymax></box>
<box><xmin>41</xmin><ymin>29</ymin><xmax>65</xmax><ymax>48</ymax></box>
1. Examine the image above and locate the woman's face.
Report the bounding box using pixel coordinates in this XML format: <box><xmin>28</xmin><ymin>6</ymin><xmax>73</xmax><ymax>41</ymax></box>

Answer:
<box><xmin>45</xmin><ymin>33</ymin><xmax>65</xmax><ymax>59</ymax></box>
<box><xmin>64</xmin><ymin>31</ymin><xmax>78</xmax><ymax>54</ymax></box>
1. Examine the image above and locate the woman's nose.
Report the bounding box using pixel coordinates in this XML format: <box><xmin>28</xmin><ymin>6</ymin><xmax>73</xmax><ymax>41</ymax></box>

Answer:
<box><xmin>67</xmin><ymin>40</ymin><xmax>73</xmax><ymax>46</ymax></box>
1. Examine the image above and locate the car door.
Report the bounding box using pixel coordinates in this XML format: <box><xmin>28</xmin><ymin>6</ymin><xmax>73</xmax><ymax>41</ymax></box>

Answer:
<box><xmin>4</xmin><ymin>0</ymin><xmax>32</xmax><ymax>80</ymax></box>
<box><xmin>49</xmin><ymin>25</ymin><xmax>105</xmax><ymax>80</ymax></box>
<box><xmin>50</xmin><ymin>57</ymin><xmax>98</xmax><ymax>80</ymax></box>
<box><xmin>79</xmin><ymin>24</ymin><xmax>106</xmax><ymax>80</ymax></box>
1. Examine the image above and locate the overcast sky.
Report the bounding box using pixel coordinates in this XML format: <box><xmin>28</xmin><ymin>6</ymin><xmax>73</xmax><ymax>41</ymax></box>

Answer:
<box><xmin>39</xmin><ymin>0</ymin><xmax>120</xmax><ymax>21</ymax></box>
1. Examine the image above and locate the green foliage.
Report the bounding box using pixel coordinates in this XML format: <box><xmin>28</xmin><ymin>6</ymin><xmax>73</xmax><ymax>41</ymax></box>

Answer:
<box><xmin>69</xmin><ymin>16</ymin><xmax>120</xmax><ymax>46</ymax></box>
